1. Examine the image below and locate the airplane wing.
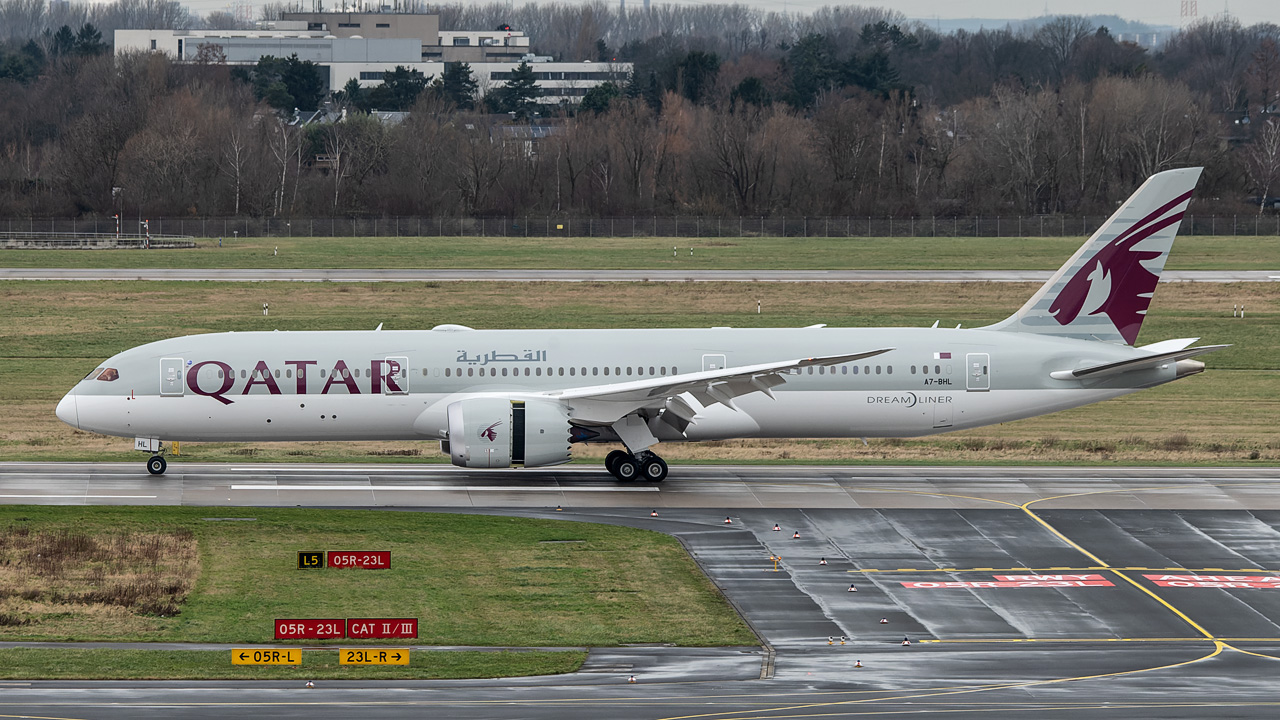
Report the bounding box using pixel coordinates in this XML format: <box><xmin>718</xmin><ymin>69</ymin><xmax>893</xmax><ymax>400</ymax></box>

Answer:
<box><xmin>1049</xmin><ymin>344</ymin><xmax>1229</xmax><ymax>381</ymax></box>
<box><xmin>539</xmin><ymin>348</ymin><xmax>893</xmax><ymax>424</ymax></box>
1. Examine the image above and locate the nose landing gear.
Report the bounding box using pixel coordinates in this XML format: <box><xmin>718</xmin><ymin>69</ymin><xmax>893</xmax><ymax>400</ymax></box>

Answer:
<box><xmin>146</xmin><ymin>455</ymin><xmax>167</xmax><ymax>475</ymax></box>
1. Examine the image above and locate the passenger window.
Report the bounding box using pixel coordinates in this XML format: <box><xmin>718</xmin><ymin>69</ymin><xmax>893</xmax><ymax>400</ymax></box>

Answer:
<box><xmin>593</xmin><ymin>367</ymin><xmax>599</xmax><ymax>376</ymax></box>
<box><xmin>937</xmin><ymin>365</ymin><xmax>943</xmax><ymax>375</ymax></box>
<box><xmin>570</xmin><ymin>367</ymin><xmax>576</xmax><ymax>376</ymax></box>
<box><xmin>853</xmin><ymin>366</ymin><xmax>859</xmax><ymax>375</ymax></box>
<box><xmin>241</xmin><ymin>369</ymin><xmax>247</xmax><ymax>379</ymax></box>
<box><xmin>910</xmin><ymin>365</ymin><xmax>916</xmax><ymax>374</ymax></box>
<box><xmin>580</xmin><ymin>367</ymin><xmax>587</xmax><ymax>376</ymax></box>
<box><xmin>217</xmin><ymin>370</ymin><xmax>223</xmax><ymax>379</ymax></box>
<box><xmin>524</xmin><ymin>368</ymin><xmax>530</xmax><ymax>376</ymax></box>
<box><xmin>559</xmin><ymin>367</ymin><xmax>564</xmax><ymax>376</ymax></box>
<box><xmin>286</xmin><ymin>369</ymin><xmax>292</xmax><ymax>378</ymax></box>
<box><xmin>922</xmin><ymin>365</ymin><xmax>928</xmax><ymax>375</ymax></box>
<box><xmin>875</xmin><ymin>366</ymin><xmax>881</xmax><ymax>375</ymax></box>
<box><xmin>626</xmin><ymin>367</ymin><xmax>632</xmax><ymax>376</ymax></box>
<box><xmin>603</xmin><ymin>367</ymin><xmax>610</xmax><ymax>376</ymax></box>
<box><xmin>863</xmin><ymin>365</ymin><xmax>870</xmax><ymax>374</ymax></box>
<box><xmin>274</xmin><ymin>369</ymin><xmax>281</xmax><ymax>378</ymax></box>
<box><xmin>841</xmin><ymin>366</ymin><xmax>847</xmax><ymax>374</ymax></box>
<box><xmin>490</xmin><ymin>368</ymin><xmax>497</xmax><ymax>376</ymax></box>
<box><xmin>467</xmin><ymin>368</ymin><xmax>474</xmax><ymax>377</ymax></box>
<box><xmin>445</xmin><ymin>368</ymin><xmax>451</xmax><ymax>377</ymax></box>
<box><xmin>887</xmin><ymin>366</ymin><xmax>893</xmax><ymax>374</ymax></box>
<box><xmin>342</xmin><ymin>369</ymin><xmax>350</xmax><ymax>379</ymax></box>
<box><xmin>536</xmin><ymin>368</ymin><xmax>542</xmax><ymax>376</ymax></box>
<box><xmin>501</xmin><ymin>368</ymin><xmax>508</xmax><ymax>377</ymax></box>
<box><xmin>614</xmin><ymin>367</ymin><xmax>621</xmax><ymax>375</ymax></box>
<box><xmin>320</xmin><ymin>369</ymin><xmax>327</xmax><ymax>378</ymax></box>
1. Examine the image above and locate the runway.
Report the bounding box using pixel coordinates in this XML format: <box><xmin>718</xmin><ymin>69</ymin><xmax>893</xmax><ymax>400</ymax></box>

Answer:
<box><xmin>4</xmin><ymin>463</ymin><xmax>1280</xmax><ymax>718</ymax></box>
<box><xmin>1</xmin><ymin>268</ymin><xmax>1277</xmax><ymax>282</ymax></box>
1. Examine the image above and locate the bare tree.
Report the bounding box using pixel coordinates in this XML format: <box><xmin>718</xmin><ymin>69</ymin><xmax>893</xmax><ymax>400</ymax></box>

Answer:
<box><xmin>1242</xmin><ymin>117</ymin><xmax>1280</xmax><ymax>214</ymax></box>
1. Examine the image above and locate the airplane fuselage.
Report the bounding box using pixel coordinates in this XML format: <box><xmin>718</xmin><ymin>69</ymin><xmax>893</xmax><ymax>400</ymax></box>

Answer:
<box><xmin>58</xmin><ymin>325</ymin><xmax>1184</xmax><ymax>445</ymax></box>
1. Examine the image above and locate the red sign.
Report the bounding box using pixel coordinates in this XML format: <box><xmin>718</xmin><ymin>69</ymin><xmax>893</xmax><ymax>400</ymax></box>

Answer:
<box><xmin>328</xmin><ymin>551</ymin><xmax>391</xmax><ymax>569</ymax></box>
<box><xmin>902</xmin><ymin>573</ymin><xmax>1113</xmax><ymax>589</ymax></box>
<box><xmin>275</xmin><ymin>619</ymin><xmax>345</xmax><ymax>639</ymax></box>
<box><xmin>992</xmin><ymin>574</ymin><xmax>1107</xmax><ymax>581</ymax></box>
<box><xmin>1144</xmin><ymin>574</ymin><xmax>1280</xmax><ymax>589</ymax></box>
<box><xmin>347</xmin><ymin>618</ymin><xmax>418</xmax><ymax>639</ymax></box>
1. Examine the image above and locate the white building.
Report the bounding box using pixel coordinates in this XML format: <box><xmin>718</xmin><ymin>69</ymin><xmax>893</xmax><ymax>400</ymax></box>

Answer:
<box><xmin>114</xmin><ymin>24</ymin><xmax>630</xmax><ymax>105</ymax></box>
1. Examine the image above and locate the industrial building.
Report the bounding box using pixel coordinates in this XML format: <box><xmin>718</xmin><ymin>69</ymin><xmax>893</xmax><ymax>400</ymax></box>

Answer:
<box><xmin>114</xmin><ymin>14</ymin><xmax>629</xmax><ymax>105</ymax></box>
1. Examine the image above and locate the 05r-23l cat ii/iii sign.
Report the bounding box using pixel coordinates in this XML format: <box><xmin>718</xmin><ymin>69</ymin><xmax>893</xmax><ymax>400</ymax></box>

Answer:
<box><xmin>56</xmin><ymin>168</ymin><xmax>1225</xmax><ymax>482</ymax></box>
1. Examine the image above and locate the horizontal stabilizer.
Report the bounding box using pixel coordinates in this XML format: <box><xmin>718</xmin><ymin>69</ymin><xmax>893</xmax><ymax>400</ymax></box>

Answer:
<box><xmin>1050</xmin><ymin>345</ymin><xmax>1229</xmax><ymax>381</ymax></box>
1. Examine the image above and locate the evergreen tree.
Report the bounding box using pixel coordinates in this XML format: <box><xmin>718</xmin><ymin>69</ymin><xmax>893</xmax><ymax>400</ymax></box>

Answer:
<box><xmin>495</xmin><ymin>61</ymin><xmax>540</xmax><ymax>120</ymax></box>
<box><xmin>436</xmin><ymin>62</ymin><xmax>478</xmax><ymax>109</ymax></box>
<box><xmin>730</xmin><ymin>77</ymin><xmax>772</xmax><ymax>107</ymax></box>
<box><xmin>579</xmin><ymin>81</ymin><xmax>620</xmax><ymax>114</ymax></box>
<box><xmin>340</xmin><ymin>77</ymin><xmax>366</xmax><ymax>111</ymax></box>
<box><xmin>367</xmin><ymin>66</ymin><xmax>428</xmax><ymax>110</ymax></box>
<box><xmin>49</xmin><ymin>26</ymin><xmax>75</xmax><ymax>57</ymax></box>
<box><xmin>74</xmin><ymin>24</ymin><xmax>108</xmax><ymax>56</ymax></box>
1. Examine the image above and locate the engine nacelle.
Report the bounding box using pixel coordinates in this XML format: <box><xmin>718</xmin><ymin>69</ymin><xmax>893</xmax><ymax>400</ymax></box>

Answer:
<box><xmin>446</xmin><ymin>398</ymin><xmax>572</xmax><ymax>468</ymax></box>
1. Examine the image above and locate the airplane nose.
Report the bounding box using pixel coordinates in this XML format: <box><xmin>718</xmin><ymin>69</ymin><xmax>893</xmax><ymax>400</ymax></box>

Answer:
<box><xmin>56</xmin><ymin>391</ymin><xmax>79</xmax><ymax>429</ymax></box>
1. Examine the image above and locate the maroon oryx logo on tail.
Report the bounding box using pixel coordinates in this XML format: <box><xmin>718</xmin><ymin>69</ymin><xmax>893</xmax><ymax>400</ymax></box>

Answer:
<box><xmin>479</xmin><ymin>421</ymin><xmax>502</xmax><ymax>442</ymax></box>
<box><xmin>1048</xmin><ymin>189</ymin><xmax>1193</xmax><ymax>345</ymax></box>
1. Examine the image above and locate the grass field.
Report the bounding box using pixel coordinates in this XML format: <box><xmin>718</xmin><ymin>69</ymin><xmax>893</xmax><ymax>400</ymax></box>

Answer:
<box><xmin>0</xmin><ymin>506</ymin><xmax>754</xmax><ymax>650</ymax></box>
<box><xmin>0</xmin><ymin>648</ymin><xmax>586</xmax><ymax>680</ymax></box>
<box><xmin>0</xmin><ymin>279</ymin><xmax>1275</xmax><ymax>465</ymax></box>
<box><xmin>2</xmin><ymin>234</ymin><xmax>1279</xmax><ymax>270</ymax></box>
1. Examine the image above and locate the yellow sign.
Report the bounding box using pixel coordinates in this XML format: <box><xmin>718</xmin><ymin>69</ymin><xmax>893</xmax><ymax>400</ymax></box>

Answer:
<box><xmin>232</xmin><ymin>648</ymin><xmax>301</xmax><ymax>665</ymax></box>
<box><xmin>340</xmin><ymin>648</ymin><xmax>410</xmax><ymax>666</ymax></box>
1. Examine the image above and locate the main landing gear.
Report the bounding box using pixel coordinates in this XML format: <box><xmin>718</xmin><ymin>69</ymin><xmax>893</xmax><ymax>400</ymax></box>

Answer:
<box><xmin>147</xmin><ymin>455</ymin><xmax>167</xmax><ymax>475</ymax></box>
<box><xmin>605</xmin><ymin>449</ymin><xmax>668</xmax><ymax>482</ymax></box>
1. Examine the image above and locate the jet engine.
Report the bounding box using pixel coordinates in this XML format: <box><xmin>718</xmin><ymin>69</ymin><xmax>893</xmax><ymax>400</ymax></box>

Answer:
<box><xmin>445</xmin><ymin>398</ymin><xmax>573</xmax><ymax>468</ymax></box>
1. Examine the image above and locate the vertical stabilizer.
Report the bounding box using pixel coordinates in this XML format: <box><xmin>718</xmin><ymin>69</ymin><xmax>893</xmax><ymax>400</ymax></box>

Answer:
<box><xmin>986</xmin><ymin>167</ymin><xmax>1202</xmax><ymax>345</ymax></box>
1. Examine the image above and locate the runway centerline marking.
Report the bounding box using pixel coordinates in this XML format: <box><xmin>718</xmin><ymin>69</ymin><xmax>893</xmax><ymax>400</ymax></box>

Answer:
<box><xmin>228</xmin><ymin>484</ymin><xmax>659</xmax><ymax>492</ymax></box>
<box><xmin>0</xmin><ymin>495</ymin><xmax>157</xmax><ymax>499</ymax></box>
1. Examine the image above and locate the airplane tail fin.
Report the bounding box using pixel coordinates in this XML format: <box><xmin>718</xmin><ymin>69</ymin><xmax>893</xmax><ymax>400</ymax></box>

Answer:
<box><xmin>985</xmin><ymin>167</ymin><xmax>1203</xmax><ymax>346</ymax></box>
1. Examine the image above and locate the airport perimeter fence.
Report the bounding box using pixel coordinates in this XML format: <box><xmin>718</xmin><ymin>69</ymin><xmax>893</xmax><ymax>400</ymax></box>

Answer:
<box><xmin>4</xmin><ymin>214</ymin><xmax>1279</xmax><ymax>240</ymax></box>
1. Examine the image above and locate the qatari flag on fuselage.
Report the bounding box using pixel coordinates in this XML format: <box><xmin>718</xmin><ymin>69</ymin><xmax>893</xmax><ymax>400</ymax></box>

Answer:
<box><xmin>933</xmin><ymin>352</ymin><xmax>951</xmax><ymax>359</ymax></box>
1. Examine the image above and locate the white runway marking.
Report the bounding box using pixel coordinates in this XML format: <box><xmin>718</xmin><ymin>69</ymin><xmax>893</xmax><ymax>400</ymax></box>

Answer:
<box><xmin>0</xmin><ymin>495</ymin><xmax>157</xmax><ymax>499</ymax></box>
<box><xmin>229</xmin><ymin>484</ymin><xmax>659</xmax><ymax>492</ymax></box>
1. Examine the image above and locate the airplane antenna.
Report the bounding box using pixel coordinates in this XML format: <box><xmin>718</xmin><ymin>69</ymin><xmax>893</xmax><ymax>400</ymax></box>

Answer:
<box><xmin>931</xmin><ymin>320</ymin><xmax>939</xmax><ymax>328</ymax></box>
<box><xmin>374</xmin><ymin>323</ymin><xmax>383</xmax><ymax>331</ymax></box>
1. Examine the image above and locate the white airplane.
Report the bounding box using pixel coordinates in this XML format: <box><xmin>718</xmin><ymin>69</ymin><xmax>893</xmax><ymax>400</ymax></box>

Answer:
<box><xmin>56</xmin><ymin>168</ymin><xmax>1225</xmax><ymax>481</ymax></box>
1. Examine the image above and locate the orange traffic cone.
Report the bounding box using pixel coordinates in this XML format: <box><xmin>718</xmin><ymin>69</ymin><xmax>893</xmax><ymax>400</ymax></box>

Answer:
<box><xmin>855</xmin><ymin>659</ymin><xmax>863</xmax><ymax>668</ymax></box>
<box><xmin>902</xmin><ymin>637</ymin><xmax>911</xmax><ymax>646</ymax></box>
<box><xmin>819</xmin><ymin>558</ymin><xmax>827</xmax><ymax>565</ymax></box>
<box><xmin>556</xmin><ymin>505</ymin><xmax>562</xmax><ymax>511</ymax></box>
<box><xmin>628</xmin><ymin>675</ymin><xmax>637</xmax><ymax>683</ymax></box>
<box><xmin>650</xmin><ymin>510</ymin><xmax>658</xmax><ymax>517</ymax></box>
<box><xmin>724</xmin><ymin>516</ymin><xmax>732</xmax><ymax>524</ymax></box>
<box><xmin>773</xmin><ymin>524</ymin><xmax>781</xmax><ymax>531</ymax></box>
<box><xmin>305</xmin><ymin>680</ymin><xmax>315</xmax><ymax>688</ymax></box>
<box><xmin>879</xmin><ymin>617</ymin><xmax>888</xmax><ymax>624</ymax></box>
<box><xmin>827</xmin><ymin>636</ymin><xmax>834</xmax><ymax>645</ymax></box>
<box><xmin>848</xmin><ymin>584</ymin><xmax>857</xmax><ymax>592</ymax></box>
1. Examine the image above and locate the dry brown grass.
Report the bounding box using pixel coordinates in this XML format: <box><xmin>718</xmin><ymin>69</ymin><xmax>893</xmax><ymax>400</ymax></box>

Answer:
<box><xmin>0</xmin><ymin>527</ymin><xmax>199</xmax><ymax>636</ymax></box>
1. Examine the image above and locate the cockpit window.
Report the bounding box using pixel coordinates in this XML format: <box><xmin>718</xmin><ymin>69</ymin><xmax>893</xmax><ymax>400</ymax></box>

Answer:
<box><xmin>96</xmin><ymin>368</ymin><xmax>119</xmax><ymax>382</ymax></box>
<box><xmin>83</xmin><ymin>367</ymin><xmax>103</xmax><ymax>381</ymax></box>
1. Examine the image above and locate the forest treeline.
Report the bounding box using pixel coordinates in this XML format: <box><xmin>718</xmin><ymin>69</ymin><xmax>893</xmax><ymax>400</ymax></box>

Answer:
<box><xmin>0</xmin><ymin>0</ymin><xmax>1278</xmax><ymax>220</ymax></box>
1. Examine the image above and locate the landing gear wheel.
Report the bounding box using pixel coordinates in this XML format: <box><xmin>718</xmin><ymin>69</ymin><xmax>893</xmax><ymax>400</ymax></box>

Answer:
<box><xmin>614</xmin><ymin>457</ymin><xmax>640</xmax><ymax>482</ymax></box>
<box><xmin>147</xmin><ymin>455</ymin><xmax>167</xmax><ymax>476</ymax></box>
<box><xmin>605</xmin><ymin>450</ymin><xmax>629</xmax><ymax>477</ymax></box>
<box><xmin>641</xmin><ymin>456</ymin><xmax>668</xmax><ymax>482</ymax></box>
